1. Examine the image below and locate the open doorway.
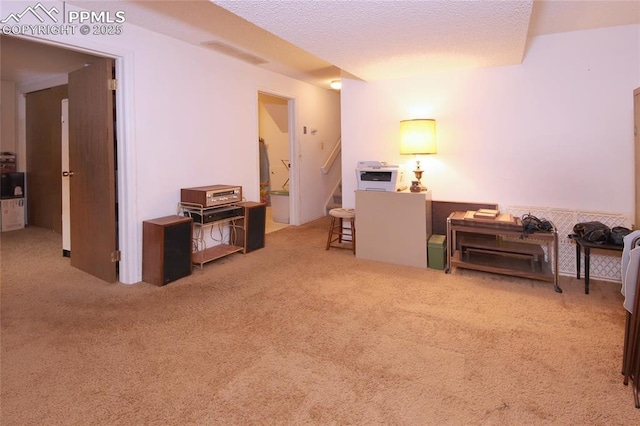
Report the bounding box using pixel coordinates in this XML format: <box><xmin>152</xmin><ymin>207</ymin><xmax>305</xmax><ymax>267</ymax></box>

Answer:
<box><xmin>24</xmin><ymin>57</ymin><xmax>118</xmax><ymax>282</ymax></box>
<box><xmin>258</xmin><ymin>92</ymin><xmax>293</xmax><ymax>234</ymax></box>
<box><xmin>3</xmin><ymin>35</ymin><xmax>128</xmax><ymax>283</ymax></box>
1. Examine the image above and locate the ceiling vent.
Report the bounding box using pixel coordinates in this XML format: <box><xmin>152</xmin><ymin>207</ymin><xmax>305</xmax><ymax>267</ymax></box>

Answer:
<box><xmin>201</xmin><ymin>41</ymin><xmax>268</xmax><ymax>66</ymax></box>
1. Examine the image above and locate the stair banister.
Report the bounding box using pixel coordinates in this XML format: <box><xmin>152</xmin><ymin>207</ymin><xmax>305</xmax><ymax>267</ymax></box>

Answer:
<box><xmin>321</xmin><ymin>137</ymin><xmax>341</xmax><ymax>174</ymax></box>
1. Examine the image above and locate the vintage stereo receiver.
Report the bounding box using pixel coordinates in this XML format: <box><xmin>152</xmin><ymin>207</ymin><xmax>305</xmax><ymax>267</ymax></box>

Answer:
<box><xmin>188</xmin><ymin>205</ymin><xmax>244</xmax><ymax>224</ymax></box>
<box><xmin>180</xmin><ymin>184</ymin><xmax>242</xmax><ymax>207</ymax></box>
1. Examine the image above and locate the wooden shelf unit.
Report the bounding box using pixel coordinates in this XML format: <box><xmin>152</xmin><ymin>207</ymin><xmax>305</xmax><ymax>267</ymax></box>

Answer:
<box><xmin>179</xmin><ymin>202</ymin><xmax>245</xmax><ymax>269</ymax></box>
<box><xmin>191</xmin><ymin>244</ymin><xmax>244</xmax><ymax>266</ymax></box>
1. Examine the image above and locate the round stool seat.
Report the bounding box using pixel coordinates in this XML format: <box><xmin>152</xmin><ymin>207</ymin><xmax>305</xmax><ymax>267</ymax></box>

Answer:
<box><xmin>326</xmin><ymin>208</ymin><xmax>356</xmax><ymax>254</ymax></box>
<box><xmin>329</xmin><ymin>208</ymin><xmax>355</xmax><ymax>219</ymax></box>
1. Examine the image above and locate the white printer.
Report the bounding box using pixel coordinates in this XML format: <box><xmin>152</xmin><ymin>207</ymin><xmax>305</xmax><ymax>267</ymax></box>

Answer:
<box><xmin>356</xmin><ymin>161</ymin><xmax>406</xmax><ymax>192</ymax></box>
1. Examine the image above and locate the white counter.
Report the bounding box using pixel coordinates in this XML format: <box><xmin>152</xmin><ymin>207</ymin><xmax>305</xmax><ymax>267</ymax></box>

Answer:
<box><xmin>355</xmin><ymin>190</ymin><xmax>432</xmax><ymax>268</ymax></box>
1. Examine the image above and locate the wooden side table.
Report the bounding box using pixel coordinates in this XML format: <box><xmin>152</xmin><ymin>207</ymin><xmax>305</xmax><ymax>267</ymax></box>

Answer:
<box><xmin>568</xmin><ymin>234</ymin><xmax>623</xmax><ymax>294</ymax></box>
<box><xmin>446</xmin><ymin>211</ymin><xmax>561</xmax><ymax>292</ymax></box>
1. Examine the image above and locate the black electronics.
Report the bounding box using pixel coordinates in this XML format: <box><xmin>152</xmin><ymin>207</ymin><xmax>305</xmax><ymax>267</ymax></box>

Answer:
<box><xmin>188</xmin><ymin>205</ymin><xmax>244</xmax><ymax>224</ymax></box>
<box><xmin>181</xmin><ymin>184</ymin><xmax>242</xmax><ymax>207</ymax></box>
<box><xmin>360</xmin><ymin>171</ymin><xmax>393</xmax><ymax>182</ymax></box>
<box><xmin>1</xmin><ymin>172</ymin><xmax>24</xmax><ymax>199</ymax></box>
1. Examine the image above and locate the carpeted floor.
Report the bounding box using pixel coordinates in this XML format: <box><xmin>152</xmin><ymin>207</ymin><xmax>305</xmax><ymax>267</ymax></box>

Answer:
<box><xmin>1</xmin><ymin>218</ymin><xmax>638</xmax><ymax>424</ymax></box>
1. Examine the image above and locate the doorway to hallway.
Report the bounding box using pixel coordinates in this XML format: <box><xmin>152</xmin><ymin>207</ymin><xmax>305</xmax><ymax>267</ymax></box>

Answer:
<box><xmin>258</xmin><ymin>92</ymin><xmax>294</xmax><ymax>234</ymax></box>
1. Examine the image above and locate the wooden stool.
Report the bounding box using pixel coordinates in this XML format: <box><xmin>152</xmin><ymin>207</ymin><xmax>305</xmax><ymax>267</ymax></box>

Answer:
<box><xmin>326</xmin><ymin>208</ymin><xmax>356</xmax><ymax>254</ymax></box>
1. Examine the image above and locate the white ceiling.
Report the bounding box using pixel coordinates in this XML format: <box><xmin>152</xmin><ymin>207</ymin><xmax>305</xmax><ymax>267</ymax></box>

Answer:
<box><xmin>2</xmin><ymin>0</ymin><xmax>639</xmax><ymax>89</ymax></box>
<box><xmin>0</xmin><ymin>36</ymin><xmax>99</xmax><ymax>84</ymax></box>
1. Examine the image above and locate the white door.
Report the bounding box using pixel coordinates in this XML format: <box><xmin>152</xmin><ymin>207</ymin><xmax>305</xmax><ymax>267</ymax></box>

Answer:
<box><xmin>61</xmin><ymin>99</ymin><xmax>70</xmax><ymax>254</ymax></box>
<box><xmin>634</xmin><ymin>87</ymin><xmax>640</xmax><ymax>229</ymax></box>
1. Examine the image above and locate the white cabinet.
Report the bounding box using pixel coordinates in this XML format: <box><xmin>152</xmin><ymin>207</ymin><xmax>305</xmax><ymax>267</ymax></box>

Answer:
<box><xmin>355</xmin><ymin>190</ymin><xmax>432</xmax><ymax>268</ymax></box>
<box><xmin>1</xmin><ymin>198</ymin><xmax>25</xmax><ymax>232</ymax></box>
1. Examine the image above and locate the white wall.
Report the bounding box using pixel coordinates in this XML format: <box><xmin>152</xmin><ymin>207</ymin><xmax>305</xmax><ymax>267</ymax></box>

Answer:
<box><xmin>126</xmin><ymin>30</ymin><xmax>339</xmax><ymax>223</ymax></box>
<box><xmin>293</xmin><ymin>87</ymin><xmax>342</xmax><ymax>220</ymax></box>
<box><xmin>342</xmin><ymin>25</ymin><xmax>640</xmax><ymax>221</ymax></box>
<box><xmin>4</xmin><ymin>1</ymin><xmax>340</xmax><ymax>284</ymax></box>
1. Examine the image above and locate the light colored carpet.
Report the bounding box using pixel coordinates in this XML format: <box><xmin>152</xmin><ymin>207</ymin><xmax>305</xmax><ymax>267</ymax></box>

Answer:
<box><xmin>1</xmin><ymin>218</ymin><xmax>638</xmax><ymax>424</ymax></box>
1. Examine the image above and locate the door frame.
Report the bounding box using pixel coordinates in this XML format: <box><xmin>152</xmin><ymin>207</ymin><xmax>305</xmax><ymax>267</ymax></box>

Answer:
<box><xmin>256</xmin><ymin>89</ymin><xmax>298</xmax><ymax>225</ymax></box>
<box><xmin>634</xmin><ymin>87</ymin><xmax>640</xmax><ymax>229</ymax></box>
<box><xmin>61</xmin><ymin>98</ymin><xmax>70</xmax><ymax>255</ymax></box>
<box><xmin>13</xmin><ymin>35</ymin><xmax>139</xmax><ymax>284</ymax></box>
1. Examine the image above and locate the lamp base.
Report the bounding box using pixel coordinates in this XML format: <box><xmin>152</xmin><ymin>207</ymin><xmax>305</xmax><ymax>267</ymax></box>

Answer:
<box><xmin>411</xmin><ymin>168</ymin><xmax>428</xmax><ymax>192</ymax></box>
<box><xmin>410</xmin><ymin>181</ymin><xmax>428</xmax><ymax>192</ymax></box>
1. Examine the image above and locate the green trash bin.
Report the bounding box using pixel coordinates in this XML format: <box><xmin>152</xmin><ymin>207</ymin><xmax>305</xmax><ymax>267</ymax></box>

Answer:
<box><xmin>428</xmin><ymin>234</ymin><xmax>447</xmax><ymax>270</ymax></box>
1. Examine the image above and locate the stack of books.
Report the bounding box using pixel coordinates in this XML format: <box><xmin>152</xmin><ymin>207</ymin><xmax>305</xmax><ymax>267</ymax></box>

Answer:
<box><xmin>473</xmin><ymin>209</ymin><xmax>500</xmax><ymax>219</ymax></box>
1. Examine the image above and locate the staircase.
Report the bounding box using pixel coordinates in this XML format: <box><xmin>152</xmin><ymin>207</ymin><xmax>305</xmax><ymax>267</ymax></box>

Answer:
<box><xmin>326</xmin><ymin>181</ymin><xmax>342</xmax><ymax>214</ymax></box>
<box><xmin>322</xmin><ymin>137</ymin><xmax>342</xmax><ymax>215</ymax></box>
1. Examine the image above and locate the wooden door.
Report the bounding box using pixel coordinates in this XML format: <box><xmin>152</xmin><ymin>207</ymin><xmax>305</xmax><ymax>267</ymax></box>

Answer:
<box><xmin>635</xmin><ymin>87</ymin><xmax>640</xmax><ymax>229</ymax></box>
<box><xmin>68</xmin><ymin>58</ymin><xmax>117</xmax><ymax>283</ymax></box>
<box><xmin>25</xmin><ymin>85</ymin><xmax>67</xmax><ymax>233</ymax></box>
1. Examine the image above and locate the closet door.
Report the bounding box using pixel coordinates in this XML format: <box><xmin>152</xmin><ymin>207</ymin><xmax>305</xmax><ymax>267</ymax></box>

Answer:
<box><xmin>25</xmin><ymin>85</ymin><xmax>67</xmax><ymax>233</ymax></box>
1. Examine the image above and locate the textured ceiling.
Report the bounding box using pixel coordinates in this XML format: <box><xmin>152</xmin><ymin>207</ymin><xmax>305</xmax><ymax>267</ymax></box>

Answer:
<box><xmin>213</xmin><ymin>0</ymin><xmax>640</xmax><ymax>81</ymax></box>
<box><xmin>213</xmin><ymin>0</ymin><xmax>535</xmax><ymax>81</ymax></box>
<box><xmin>528</xmin><ymin>0</ymin><xmax>640</xmax><ymax>35</ymax></box>
<box><xmin>2</xmin><ymin>1</ymin><xmax>639</xmax><ymax>89</ymax></box>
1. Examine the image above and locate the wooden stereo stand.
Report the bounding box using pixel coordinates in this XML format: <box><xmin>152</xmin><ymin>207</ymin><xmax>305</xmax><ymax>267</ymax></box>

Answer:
<box><xmin>179</xmin><ymin>201</ymin><xmax>266</xmax><ymax>269</ymax></box>
<box><xmin>446</xmin><ymin>211</ymin><xmax>561</xmax><ymax>293</ymax></box>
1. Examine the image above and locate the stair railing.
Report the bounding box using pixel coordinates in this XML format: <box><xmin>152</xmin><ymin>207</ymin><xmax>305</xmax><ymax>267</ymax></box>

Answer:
<box><xmin>321</xmin><ymin>137</ymin><xmax>341</xmax><ymax>174</ymax></box>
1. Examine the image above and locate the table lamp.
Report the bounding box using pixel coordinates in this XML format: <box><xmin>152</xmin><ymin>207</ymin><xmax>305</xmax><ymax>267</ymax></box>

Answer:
<box><xmin>400</xmin><ymin>119</ymin><xmax>437</xmax><ymax>191</ymax></box>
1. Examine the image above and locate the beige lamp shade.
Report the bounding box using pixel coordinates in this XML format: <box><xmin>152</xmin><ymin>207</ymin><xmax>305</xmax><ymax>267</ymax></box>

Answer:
<box><xmin>399</xmin><ymin>119</ymin><xmax>437</xmax><ymax>155</ymax></box>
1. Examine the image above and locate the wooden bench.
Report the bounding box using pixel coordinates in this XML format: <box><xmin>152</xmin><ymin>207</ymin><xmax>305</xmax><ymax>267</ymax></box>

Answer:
<box><xmin>459</xmin><ymin>236</ymin><xmax>545</xmax><ymax>271</ymax></box>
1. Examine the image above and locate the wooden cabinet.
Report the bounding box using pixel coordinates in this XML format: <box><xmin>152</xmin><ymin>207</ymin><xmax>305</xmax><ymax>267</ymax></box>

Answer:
<box><xmin>142</xmin><ymin>215</ymin><xmax>193</xmax><ymax>286</ymax></box>
<box><xmin>355</xmin><ymin>190</ymin><xmax>432</xmax><ymax>268</ymax></box>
